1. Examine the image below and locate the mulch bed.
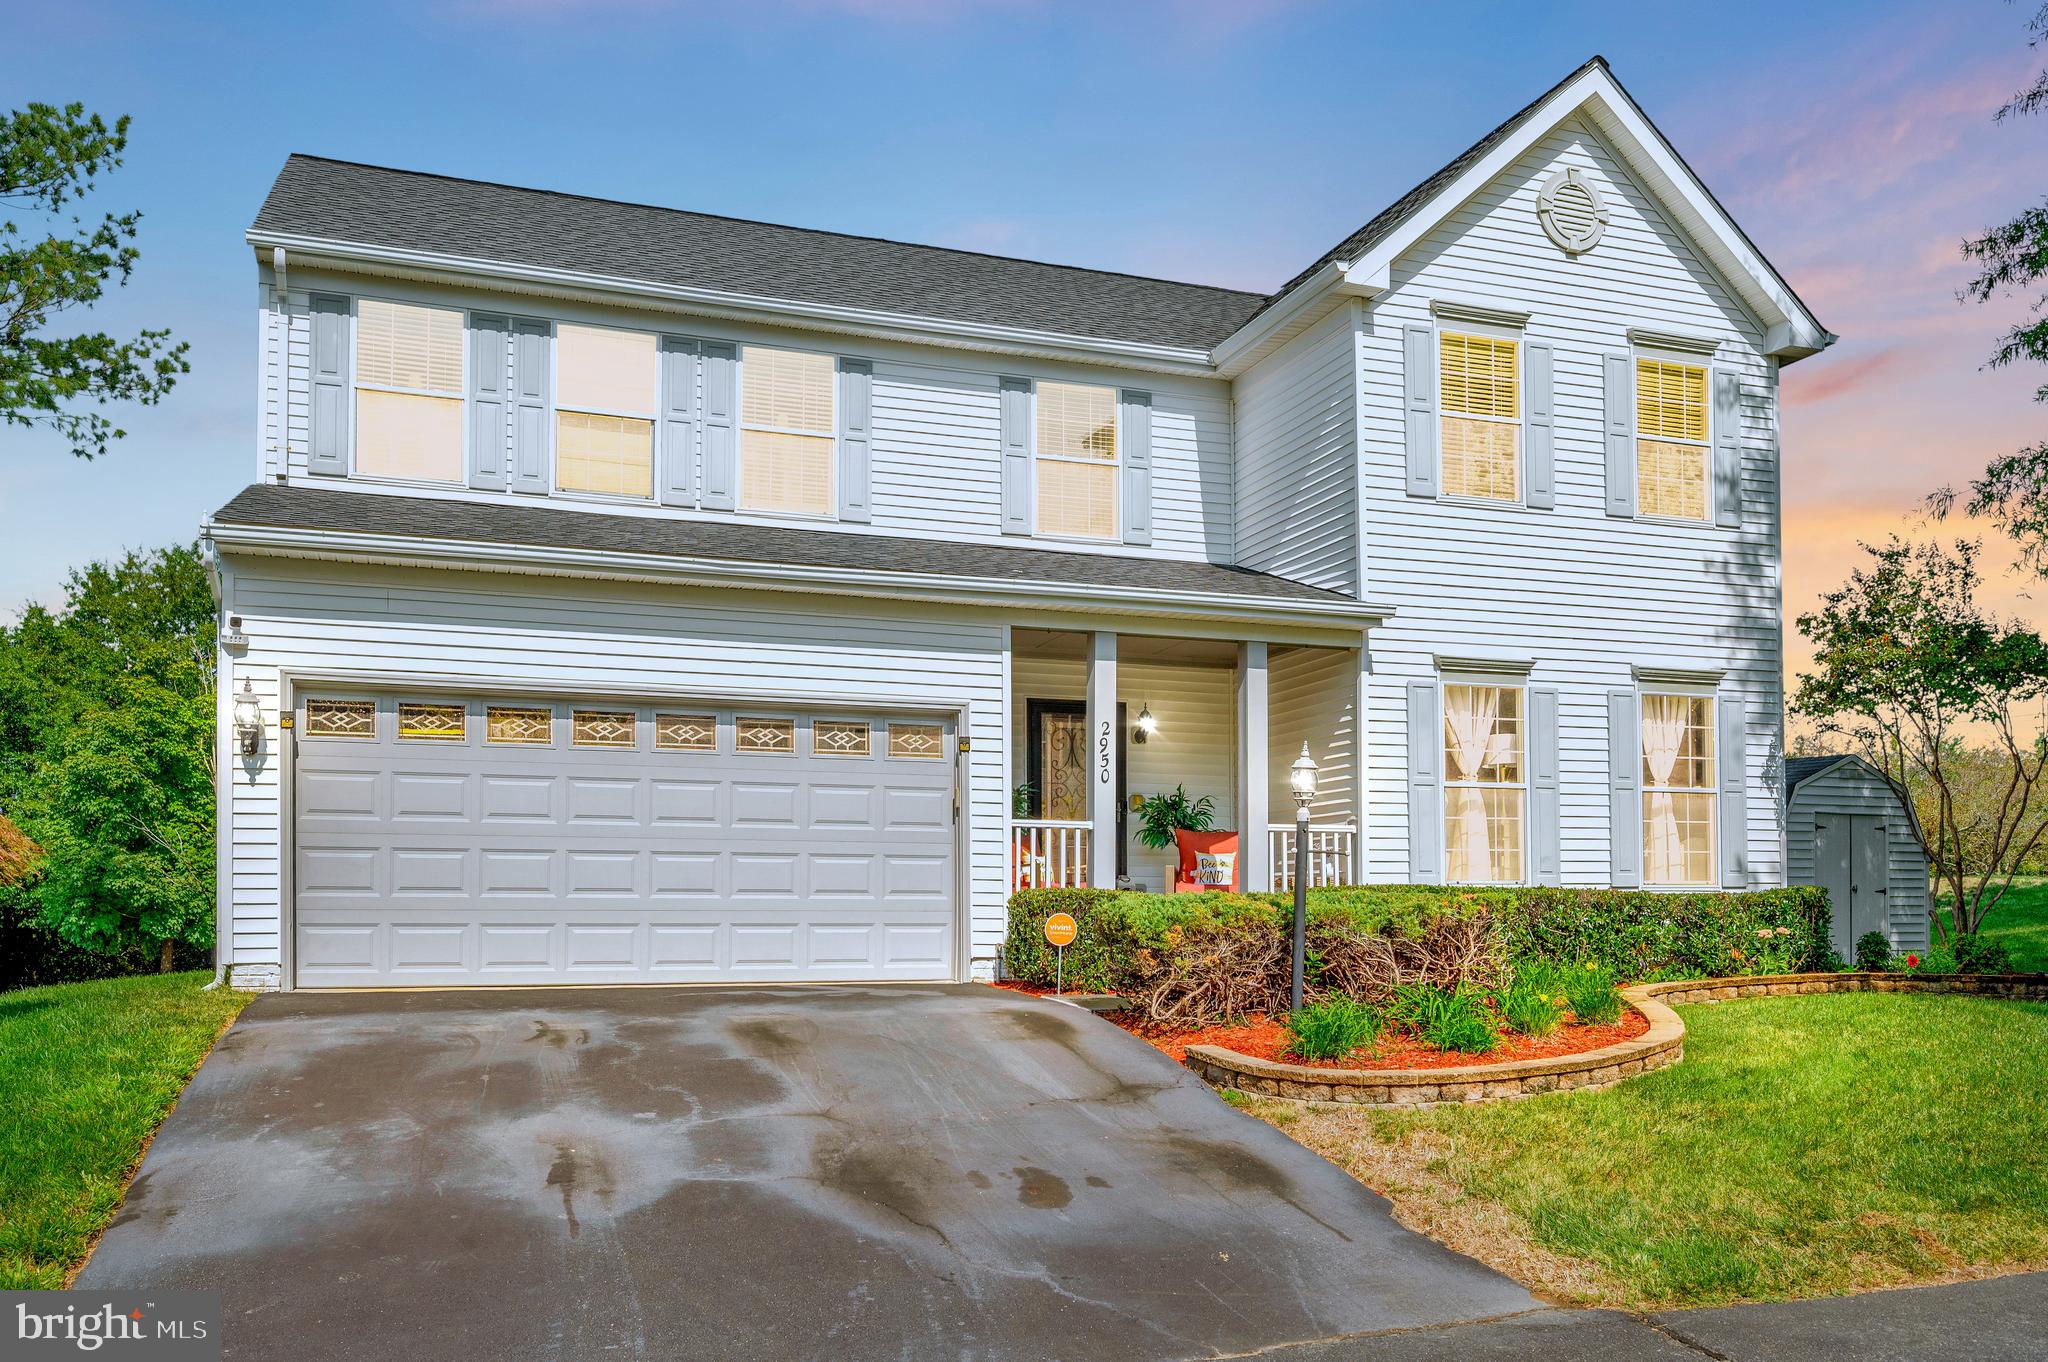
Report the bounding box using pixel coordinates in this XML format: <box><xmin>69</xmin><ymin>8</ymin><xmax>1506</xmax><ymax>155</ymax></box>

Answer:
<box><xmin>986</xmin><ymin>980</ymin><xmax>1648</xmax><ymax>1070</ymax></box>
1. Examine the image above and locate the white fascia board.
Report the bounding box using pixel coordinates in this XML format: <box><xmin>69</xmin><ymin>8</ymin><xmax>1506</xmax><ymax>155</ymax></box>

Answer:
<box><xmin>1212</xmin><ymin>260</ymin><xmax>1379</xmax><ymax>379</ymax></box>
<box><xmin>203</xmin><ymin>521</ymin><xmax>1391</xmax><ymax>631</ymax></box>
<box><xmin>246</xmin><ymin>231</ymin><xmax>1222</xmax><ymax>379</ymax></box>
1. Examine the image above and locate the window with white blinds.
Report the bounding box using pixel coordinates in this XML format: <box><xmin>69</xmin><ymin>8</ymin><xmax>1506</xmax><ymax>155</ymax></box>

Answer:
<box><xmin>354</xmin><ymin>299</ymin><xmax>464</xmax><ymax>483</ymax></box>
<box><xmin>556</xmin><ymin>325</ymin><xmax>657</xmax><ymax>499</ymax></box>
<box><xmin>1635</xmin><ymin>357</ymin><xmax>1709</xmax><ymax>522</ymax></box>
<box><xmin>1034</xmin><ymin>380</ymin><xmax>1117</xmax><ymax>540</ymax></box>
<box><xmin>1439</xmin><ymin>330</ymin><xmax>1520</xmax><ymax>502</ymax></box>
<box><xmin>740</xmin><ymin>345</ymin><xmax>835</xmax><ymax>515</ymax></box>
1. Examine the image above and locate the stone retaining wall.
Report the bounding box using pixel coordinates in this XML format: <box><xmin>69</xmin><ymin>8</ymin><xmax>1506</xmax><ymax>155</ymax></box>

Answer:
<box><xmin>1182</xmin><ymin>970</ymin><xmax>2048</xmax><ymax>1107</ymax></box>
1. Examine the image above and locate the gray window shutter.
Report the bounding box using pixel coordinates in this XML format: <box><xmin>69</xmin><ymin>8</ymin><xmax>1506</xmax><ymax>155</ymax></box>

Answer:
<box><xmin>1000</xmin><ymin>376</ymin><xmax>1032</xmax><ymax>535</ymax></box>
<box><xmin>1608</xmin><ymin>688</ymin><xmax>1642</xmax><ymax>887</ymax></box>
<box><xmin>837</xmin><ymin>358</ymin><xmax>872</xmax><ymax>523</ymax></box>
<box><xmin>1604</xmin><ymin>352</ymin><xmax>1635</xmax><ymax>518</ymax></box>
<box><xmin>1407</xmin><ymin>681</ymin><xmax>1443</xmax><ymax>883</ymax></box>
<box><xmin>1404</xmin><ymin>324</ymin><xmax>1438</xmax><ymax>498</ymax></box>
<box><xmin>659</xmin><ymin>336</ymin><xmax>700</xmax><ymax>508</ymax></box>
<box><xmin>1121</xmin><ymin>388</ymin><xmax>1153</xmax><ymax>546</ymax></box>
<box><xmin>467</xmin><ymin>313</ymin><xmax>508</xmax><ymax>492</ymax></box>
<box><xmin>509</xmin><ymin>319</ymin><xmax>550</xmax><ymax>495</ymax></box>
<box><xmin>1530</xmin><ymin>686</ymin><xmax>1561</xmax><ymax>885</ymax></box>
<box><xmin>1713</xmin><ymin>365</ymin><xmax>1743</xmax><ymax>529</ymax></box>
<box><xmin>700</xmin><ymin>341</ymin><xmax>737</xmax><ymax>511</ymax></box>
<box><xmin>307</xmin><ymin>293</ymin><xmax>350</xmax><ymax>477</ymax></box>
<box><xmin>1718</xmin><ymin>688</ymin><xmax>1749</xmax><ymax>887</ymax></box>
<box><xmin>1525</xmin><ymin>341</ymin><xmax>1555</xmax><ymax>510</ymax></box>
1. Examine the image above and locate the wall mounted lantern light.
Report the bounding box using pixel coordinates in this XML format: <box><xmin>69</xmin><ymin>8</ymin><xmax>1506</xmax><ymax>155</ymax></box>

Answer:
<box><xmin>232</xmin><ymin>680</ymin><xmax>263</xmax><ymax>756</ymax></box>
<box><xmin>1133</xmin><ymin>703</ymin><xmax>1157</xmax><ymax>744</ymax></box>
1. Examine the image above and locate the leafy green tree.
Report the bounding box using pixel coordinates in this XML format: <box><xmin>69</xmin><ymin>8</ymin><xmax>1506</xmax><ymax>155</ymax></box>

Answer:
<box><xmin>1</xmin><ymin>101</ymin><xmax>188</xmax><ymax>459</ymax></box>
<box><xmin>1793</xmin><ymin>537</ymin><xmax>2048</xmax><ymax>938</ymax></box>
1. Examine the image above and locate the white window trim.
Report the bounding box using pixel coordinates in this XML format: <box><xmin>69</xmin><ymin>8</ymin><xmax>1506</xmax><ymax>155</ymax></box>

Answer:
<box><xmin>1630</xmin><ymin>344</ymin><xmax>1713</xmax><ymax>527</ymax></box>
<box><xmin>1436</xmin><ymin>317</ymin><xmax>1524</xmax><ymax>509</ymax></box>
<box><xmin>551</xmin><ymin>320</ymin><xmax>661</xmax><ymax>503</ymax></box>
<box><xmin>1031</xmin><ymin>378</ymin><xmax>1122</xmax><ymax>543</ymax></box>
<box><xmin>1638</xmin><ymin>683</ymin><xmax>1718</xmax><ymax>889</ymax></box>
<box><xmin>736</xmin><ymin>342</ymin><xmax>838</xmax><ymax>521</ymax></box>
<box><xmin>1441</xmin><ymin>675</ymin><xmax>1529</xmax><ymax>887</ymax></box>
<box><xmin>347</xmin><ymin>294</ymin><xmax>471</xmax><ymax>490</ymax></box>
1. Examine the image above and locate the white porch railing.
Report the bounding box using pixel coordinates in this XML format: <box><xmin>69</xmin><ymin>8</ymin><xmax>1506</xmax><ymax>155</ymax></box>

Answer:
<box><xmin>1011</xmin><ymin>820</ymin><xmax>1092</xmax><ymax>889</ymax></box>
<box><xmin>1270</xmin><ymin>824</ymin><xmax>1358</xmax><ymax>891</ymax></box>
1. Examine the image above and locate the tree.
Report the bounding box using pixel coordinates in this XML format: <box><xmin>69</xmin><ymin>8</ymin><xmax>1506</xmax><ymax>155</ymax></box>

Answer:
<box><xmin>0</xmin><ymin>102</ymin><xmax>188</xmax><ymax>459</ymax></box>
<box><xmin>1793</xmin><ymin>536</ymin><xmax>2048</xmax><ymax>938</ymax></box>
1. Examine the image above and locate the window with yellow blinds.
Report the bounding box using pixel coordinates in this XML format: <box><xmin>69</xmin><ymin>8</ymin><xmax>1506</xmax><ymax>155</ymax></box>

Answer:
<box><xmin>1635</xmin><ymin>357</ymin><xmax>1709</xmax><ymax>521</ymax></box>
<box><xmin>354</xmin><ymin>299</ymin><xmax>465</xmax><ymax>484</ymax></box>
<box><xmin>1034</xmin><ymin>380</ymin><xmax>1117</xmax><ymax>539</ymax></box>
<box><xmin>1438</xmin><ymin>331</ymin><xmax>1520</xmax><ymax>502</ymax></box>
<box><xmin>741</xmin><ymin>346</ymin><xmax>835</xmax><ymax>516</ymax></box>
<box><xmin>557</xmin><ymin>325</ymin><xmax>658</xmax><ymax>499</ymax></box>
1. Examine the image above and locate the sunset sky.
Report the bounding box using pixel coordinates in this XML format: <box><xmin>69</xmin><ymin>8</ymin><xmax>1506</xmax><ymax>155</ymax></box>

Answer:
<box><xmin>4</xmin><ymin>0</ymin><xmax>2043</xmax><ymax>697</ymax></box>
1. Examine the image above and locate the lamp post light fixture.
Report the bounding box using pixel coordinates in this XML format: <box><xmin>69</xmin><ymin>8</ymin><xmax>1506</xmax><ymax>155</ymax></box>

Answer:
<box><xmin>232</xmin><ymin>680</ymin><xmax>263</xmax><ymax>757</ymax></box>
<box><xmin>1288</xmin><ymin>743</ymin><xmax>1319</xmax><ymax>1012</ymax></box>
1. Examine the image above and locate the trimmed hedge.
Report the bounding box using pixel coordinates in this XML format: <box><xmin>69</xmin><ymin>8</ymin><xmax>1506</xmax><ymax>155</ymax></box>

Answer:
<box><xmin>1004</xmin><ymin>883</ymin><xmax>1834</xmax><ymax>1025</ymax></box>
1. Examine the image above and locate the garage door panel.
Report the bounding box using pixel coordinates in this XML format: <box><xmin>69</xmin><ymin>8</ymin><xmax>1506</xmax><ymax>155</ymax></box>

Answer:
<box><xmin>294</xmin><ymin>693</ymin><xmax>956</xmax><ymax>987</ymax></box>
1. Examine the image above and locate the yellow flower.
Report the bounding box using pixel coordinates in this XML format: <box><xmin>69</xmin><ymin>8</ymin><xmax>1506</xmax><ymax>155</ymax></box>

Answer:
<box><xmin>1584</xmin><ymin>961</ymin><xmax>1598</xmax><ymax>971</ymax></box>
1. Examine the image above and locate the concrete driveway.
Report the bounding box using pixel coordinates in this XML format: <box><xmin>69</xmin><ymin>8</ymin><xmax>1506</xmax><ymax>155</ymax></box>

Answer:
<box><xmin>78</xmin><ymin>984</ymin><xmax>1534</xmax><ymax>1361</ymax></box>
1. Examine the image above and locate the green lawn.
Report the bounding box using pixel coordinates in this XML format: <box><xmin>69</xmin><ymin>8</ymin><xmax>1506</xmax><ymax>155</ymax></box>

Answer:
<box><xmin>1247</xmin><ymin>991</ymin><xmax>2048</xmax><ymax>1308</ymax></box>
<box><xmin>0</xmin><ymin>972</ymin><xmax>249</xmax><ymax>1289</ymax></box>
<box><xmin>1981</xmin><ymin>878</ymin><xmax>2048</xmax><ymax>972</ymax></box>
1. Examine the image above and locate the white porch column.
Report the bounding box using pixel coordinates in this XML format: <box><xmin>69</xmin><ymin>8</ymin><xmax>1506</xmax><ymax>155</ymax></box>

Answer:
<box><xmin>1238</xmin><ymin>640</ymin><xmax>1271</xmax><ymax>890</ymax></box>
<box><xmin>1087</xmin><ymin>631</ymin><xmax>1119</xmax><ymax>888</ymax></box>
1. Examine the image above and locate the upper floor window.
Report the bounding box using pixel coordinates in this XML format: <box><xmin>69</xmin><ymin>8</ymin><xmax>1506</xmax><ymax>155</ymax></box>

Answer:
<box><xmin>354</xmin><ymin>299</ymin><xmax>464</xmax><ymax>483</ymax></box>
<box><xmin>1035</xmin><ymin>380</ymin><xmax>1118</xmax><ymax>540</ymax></box>
<box><xmin>1635</xmin><ymin>357</ymin><xmax>1709</xmax><ymax>522</ymax></box>
<box><xmin>556</xmin><ymin>324</ymin><xmax>657</xmax><ymax>499</ymax></box>
<box><xmin>1443</xmin><ymin>682</ymin><xmax>1524</xmax><ymax>883</ymax></box>
<box><xmin>1641</xmin><ymin>691</ymin><xmax>1715</xmax><ymax>884</ymax></box>
<box><xmin>741</xmin><ymin>345</ymin><xmax>835</xmax><ymax>516</ymax></box>
<box><xmin>1439</xmin><ymin>331</ymin><xmax>1520</xmax><ymax>502</ymax></box>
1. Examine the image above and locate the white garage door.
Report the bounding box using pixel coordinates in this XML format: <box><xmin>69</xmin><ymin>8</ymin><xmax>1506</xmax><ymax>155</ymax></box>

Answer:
<box><xmin>291</xmin><ymin>691</ymin><xmax>958</xmax><ymax>986</ymax></box>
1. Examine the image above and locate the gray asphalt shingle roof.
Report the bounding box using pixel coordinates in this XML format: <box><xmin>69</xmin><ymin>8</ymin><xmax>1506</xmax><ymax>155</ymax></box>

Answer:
<box><xmin>210</xmin><ymin>484</ymin><xmax>1360</xmax><ymax>607</ymax></box>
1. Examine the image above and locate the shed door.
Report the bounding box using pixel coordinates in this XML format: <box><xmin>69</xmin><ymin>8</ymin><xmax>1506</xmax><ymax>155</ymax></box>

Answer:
<box><xmin>292</xmin><ymin>692</ymin><xmax>957</xmax><ymax>987</ymax></box>
<box><xmin>1814</xmin><ymin>814</ymin><xmax>1888</xmax><ymax>958</ymax></box>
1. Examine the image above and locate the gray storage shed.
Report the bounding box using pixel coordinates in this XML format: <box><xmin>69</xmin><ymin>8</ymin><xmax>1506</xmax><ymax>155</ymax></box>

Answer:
<box><xmin>1785</xmin><ymin>755</ymin><xmax>1932</xmax><ymax>958</ymax></box>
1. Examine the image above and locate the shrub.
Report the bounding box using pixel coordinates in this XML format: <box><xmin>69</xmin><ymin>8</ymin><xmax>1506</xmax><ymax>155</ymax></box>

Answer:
<box><xmin>1392</xmin><ymin>983</ymin><xmax>1499</xmax><ymax>1054</ymax></box>
<box><xmin>1283</xmin><ymin>995</ymin><xmax>1382</xmax><ymax>1061</ymax></box>
<box><xmin>1499</xmin><ymin>968</ymin><xmax>1566</xmax><ymax>1036</ymax></box>
<box><xmin>1496</xmin><ymin>886</ymin><xmax>1833</xmax><ymax>980</ymax></box>
<box><xmin>1952</xmin><ymin>933</ymin><xmax>2015</xmax><ymax>974</ymax></box>
<box><xmin>1563</xmin><ymin>961</ymin><xmax>1624</xmax><ymax>1025</ymax></box>
<box><xmin>1909</xmin><ymin>943</ymin><xmax>1959</xmax><ymax>974</ymax></box>
<box><xmin>1855</xmin><ymin>930</ymin><xmax>1895</xmax><ymax>972</ymax></box>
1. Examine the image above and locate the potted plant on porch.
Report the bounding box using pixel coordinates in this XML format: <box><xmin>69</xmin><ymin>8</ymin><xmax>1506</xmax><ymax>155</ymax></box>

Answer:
<box><xmin>1135</xmin><ymin>785</ymin><xmax>1216</xmax><ymax>890</ymax></box>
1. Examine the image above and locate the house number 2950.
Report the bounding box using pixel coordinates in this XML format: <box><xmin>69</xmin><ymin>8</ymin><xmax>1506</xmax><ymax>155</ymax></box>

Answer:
<box><xmin>1098</xmin><ymin>721</ymin><xmax>1112</xmax><ymax>783</ymax></box>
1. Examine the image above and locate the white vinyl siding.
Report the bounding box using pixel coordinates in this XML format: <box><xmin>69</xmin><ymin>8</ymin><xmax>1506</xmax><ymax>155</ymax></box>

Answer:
<box><xmin>1265</xmin><ymin>644</ymin><xmax>1360</xmax><ymax>826</ymax></box>
<box><xmin>741</xmin><ymin>345</ymin><xmax>835</xmax><ymax>516</ymax></box>
<box><xmin>1232</xmin><ymin>306</ymin><xmax>1359</xmax><ymax>594</ymax></box>
<box><xmin>556</xmin><ymin>324</ymin><xmax>657</xmax><ymax>499</ymax></box>
<box><xmin>353</xmin><ymin>299</ymin><xmax>464</xmax><ymax>483</ymax></box>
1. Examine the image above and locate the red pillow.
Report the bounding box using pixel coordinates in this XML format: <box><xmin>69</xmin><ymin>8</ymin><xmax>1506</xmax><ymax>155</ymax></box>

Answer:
<box><xmin>1174</xmin><ymin>829</ymin><xmax>1240</xmax><ymax>892</ymax></box>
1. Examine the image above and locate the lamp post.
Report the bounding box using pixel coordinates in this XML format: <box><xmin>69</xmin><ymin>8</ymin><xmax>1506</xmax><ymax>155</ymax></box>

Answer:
<box><xmin>1288</xmin><ymin>743</ymin><xmax>1320</xmax><ymax>1012</ymax></box>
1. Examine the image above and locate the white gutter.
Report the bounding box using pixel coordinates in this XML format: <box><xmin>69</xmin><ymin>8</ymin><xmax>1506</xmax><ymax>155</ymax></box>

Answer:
<box><xmin>246</xmin><ymin>231</ymin><xmax>1224</xmax><ymax>378</ymax></box>
<box><xmin>1212</xmin><ymin>259</ymin><xmax>1379</xmax><ymax>378</ymax></box>
<box><xmin>205</xmin><ymin>519</ymin><xmax>1391</xmax><ymax>631</ymax></box>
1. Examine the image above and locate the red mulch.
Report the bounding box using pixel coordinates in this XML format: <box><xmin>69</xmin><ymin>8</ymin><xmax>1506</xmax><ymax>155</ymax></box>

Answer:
<box><xmin>985</xmin><ymin>980</ymin><xmax>1647</xmax><ymax>1070</ymax></box>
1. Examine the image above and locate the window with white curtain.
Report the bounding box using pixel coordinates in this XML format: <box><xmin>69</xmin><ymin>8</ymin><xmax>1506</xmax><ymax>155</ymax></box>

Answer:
<box><xmin>1641</xmin><ymin>692</ymin><xmax>1716</xmax><ymax>884</ymax></box>
<box><xmin>1439</xmin><ymin>331</ymin><xmax>1520</xmax><ymax>501</ymax></box>
<box><xmin>1035</xmin><ymin>380</ymin><xmax>1118</xmax><ymax>540</ymax></box>
<box><xmin>354</xmin><ymin>298</ymin><xmax>465</xmax><ymax>483</ymax></box>
<box><xmin>1442</xmin><ymin>683</ymin><xmax>1525</xmax><ymax>884</ymax></box>
<box><xmin>556</xmin><ymin>324</ymin><xmax>658</xmax><ymax>498</ymax></box>
<box><xmin>741</xmin><ymin>345</ymin><xmax>835</xmax><ymax>515</ymax></box>
<box><xmin>1636</xmin><ymin>356</ymin><xmax>1710</xmax><ymax>521</ymax></box>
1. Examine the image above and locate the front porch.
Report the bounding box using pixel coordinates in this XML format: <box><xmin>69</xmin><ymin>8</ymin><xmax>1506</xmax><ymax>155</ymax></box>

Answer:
<box><xmin>1008</xmin><ymin>628</ymin><xmax>1362</xmax><ymax>893</ymax></box>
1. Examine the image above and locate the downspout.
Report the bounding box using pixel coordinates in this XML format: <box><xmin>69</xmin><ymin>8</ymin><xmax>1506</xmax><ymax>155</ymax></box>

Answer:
<box><xmin>201</xmin><ymin>536</ymin><xmax>231</xmax><ymax>991</ymax></box>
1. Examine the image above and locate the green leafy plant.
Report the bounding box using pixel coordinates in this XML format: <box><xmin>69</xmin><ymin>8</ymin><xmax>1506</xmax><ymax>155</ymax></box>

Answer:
<box><xmin>1011</xmin><ymin>783</ymin><xmax>1036</xmax><ymax>819</ymax></box>
<box><xmin>1855</xmin><ymin>931</ymin><xmax>1895</xmax><ymax>972</ymax></box>
<box><xmin>1908</xmin><ymin>943</ymin><xmax>1958</xmax><ymax>974</ymax></box>
<box><xmin>1499</xmin><ymin>969</ymin><xmax>1566</xmax><ymax>1036</ymax></box>
<box><xmin>1563</xmin><ymin>961</ymin><xmax>1623</xmax><ymax>1025</ymax></box>
<box><xmin>1419</xmin><ymin>985</ymin><xmax>1500</xmax><ymax>1054</ymax></box>
<box><xmin>1134</xmin><ymin>784</ymin><xmax>1215</xmax><ymax>851</ymax></box>
<box><xmin>1952</xmin><ymin>933</ymin><xmax>2015</xmax><ymax>974</ymax></box>
<box><xmin>1283</xmin><ymin>995</ymin><xmax>1381</xmax><ymax>1062</ymax></box>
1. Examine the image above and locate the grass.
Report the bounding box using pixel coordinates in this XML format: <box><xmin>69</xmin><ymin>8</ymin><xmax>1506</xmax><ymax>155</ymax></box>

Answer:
<box><xmin>1981</xmin><ymin>878</ymin><xmax>2048</xmax><ymax>973</ymax></box>
<box><xmin>1245</xmin><ymin>991</ymin><xmax>2048</xmax><ymax>1308</ymax></box>
<box><xmin>0</xmin><ymin>972</ymin><xmax>249</xmax><ymax>1289</ymax></box>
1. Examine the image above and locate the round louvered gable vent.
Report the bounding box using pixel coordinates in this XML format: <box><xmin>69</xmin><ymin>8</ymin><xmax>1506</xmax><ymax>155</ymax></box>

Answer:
<box><xmin>1537</xmin><ymin>167</ymin><xmax>1609</xmax><ymax>255</ymax></box>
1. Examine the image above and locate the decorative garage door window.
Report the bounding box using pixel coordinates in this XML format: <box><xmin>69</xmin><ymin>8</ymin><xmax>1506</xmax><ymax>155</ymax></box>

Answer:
<box><xmin>398</xmin><ymin>702</ymin><xmax>466</xmax><ymax>741</ymax></box>
<box><xmin>655</xmin><ymin>713</ymin><xmax>717</xmax><ymax>751</ymax></box>
<box><xmin>813</xmin><ymin>719</ymin><xmax>870</xmax><ymax>757</ymax></box>
<box><xmin>888</xmin><ymin>722</ymin><xmax>945</xmax><ymax>760</ymax></box>
<box><xmin>571</xmin><ymin>710</ymin><xmax>636</xmax><ymax>748</ymax></box>
<box><xmin>736</xmin><ymin>717</ymin><xmax>797</xmax><ymax>754</ymax></box>
<box><xmin>486</xmin><ymin>706</ymin><xmax>552</xmax><ymax>745</ymax></box>
<box><xmin>305</xmin><ymin>697</ymin><xmax>375</xmax><ymax>739</ymax></box>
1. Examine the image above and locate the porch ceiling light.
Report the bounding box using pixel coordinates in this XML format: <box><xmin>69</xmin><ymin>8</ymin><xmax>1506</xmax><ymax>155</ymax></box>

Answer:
<box><xmin>1134</xmin><ymin>703</ymin><xmax>1157</xmax><ymax>744</ymax></box>
<box><xmin>232</xmin><ymin>679</ymin><xmax>263</xmax><ymax>756</ymax></box>
<box><xmin>1290</xmin><ymin>743</ymin><xmax>1320</xmax><ymax>808</ymax></box>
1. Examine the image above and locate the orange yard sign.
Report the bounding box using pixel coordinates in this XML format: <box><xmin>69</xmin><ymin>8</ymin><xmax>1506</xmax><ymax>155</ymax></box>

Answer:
<box><xmin>1043</xmin><ymin>913</ymin><xmax>1078</xmax><ymax>948</ymax></box>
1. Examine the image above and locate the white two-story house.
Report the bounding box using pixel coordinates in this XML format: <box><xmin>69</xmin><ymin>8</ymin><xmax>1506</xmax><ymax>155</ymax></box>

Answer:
<box><xmin>205</xmin><ymin>58</ymin><xmax>1832</xmax><ymax>990</ymax></box>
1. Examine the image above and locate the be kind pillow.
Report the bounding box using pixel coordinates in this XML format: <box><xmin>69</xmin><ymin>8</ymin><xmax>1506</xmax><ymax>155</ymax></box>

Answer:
<box><xmin>1174</xmin><ymin>829</ymin><xmax>1240</xmax><ymax>891</ymax></box>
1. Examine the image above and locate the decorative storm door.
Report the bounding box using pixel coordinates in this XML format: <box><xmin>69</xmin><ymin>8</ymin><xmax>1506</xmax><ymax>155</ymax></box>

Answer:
<box><xmin>1026</xmin><ymin>699</ymin><xmax>1126</xmax><ymax>878</ymax></box>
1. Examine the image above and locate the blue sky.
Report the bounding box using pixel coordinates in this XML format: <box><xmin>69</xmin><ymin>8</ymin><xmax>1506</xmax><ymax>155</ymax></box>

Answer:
<box><xmin>4</xmin><ymin>0</ymin><xmax>2043</xmax><ymax>665</ymax></box>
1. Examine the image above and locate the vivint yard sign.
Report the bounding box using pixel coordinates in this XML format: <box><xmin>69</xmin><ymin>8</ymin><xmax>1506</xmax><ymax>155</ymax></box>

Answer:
<box><xmin>7</xmin><ymin>1293</ymin><xmax>219</xmax><ymax>1358</ymax></box>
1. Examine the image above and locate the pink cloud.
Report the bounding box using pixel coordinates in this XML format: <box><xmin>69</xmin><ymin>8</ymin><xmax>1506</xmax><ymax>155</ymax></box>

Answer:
<box><xmin>1782</xmin><ymin>349</ymin><xmax>1905</xmax><ymax>409</ymax></box>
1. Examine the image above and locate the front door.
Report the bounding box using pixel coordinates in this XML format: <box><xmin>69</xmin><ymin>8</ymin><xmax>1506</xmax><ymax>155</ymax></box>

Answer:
<box><xmin>1026</xmin><ymin>699</ymin><xmax>1126</xmax><ymax>879</ymax></box>
<box><xmin>1815</xmin><ymin>813</ymin><xmax>1889</xmax><ymax>959</ymax></box>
